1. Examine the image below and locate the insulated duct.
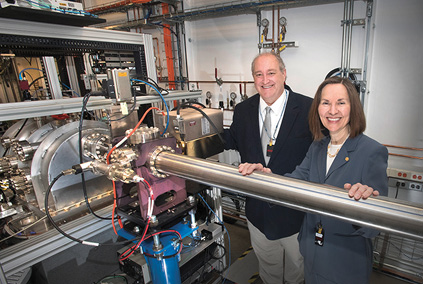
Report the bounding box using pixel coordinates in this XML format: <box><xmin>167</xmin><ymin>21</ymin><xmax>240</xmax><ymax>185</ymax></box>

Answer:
<box><xmin>148</xmin><ymin>148</ymin><xmax>423</xmax><ymax>241</ymax></box>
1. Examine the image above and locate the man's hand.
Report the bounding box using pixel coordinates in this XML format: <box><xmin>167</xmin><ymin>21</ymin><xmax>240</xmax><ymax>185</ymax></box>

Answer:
<box><xmin>238</xmin><ymin>163</ymin><xmax>272</xmax><ymax>176</ymax></box>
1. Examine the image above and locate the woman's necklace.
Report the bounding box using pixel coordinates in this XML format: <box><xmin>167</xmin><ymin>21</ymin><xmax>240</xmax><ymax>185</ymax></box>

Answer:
<box><xmin>327</xmin><ymin>143</ymin><xmax>341</xmax><ymax>158</ymax></box>
<box><xmin>327</xmin><ymin>132</ymin><xmax>349</xmax><ymax>158</ymax></box>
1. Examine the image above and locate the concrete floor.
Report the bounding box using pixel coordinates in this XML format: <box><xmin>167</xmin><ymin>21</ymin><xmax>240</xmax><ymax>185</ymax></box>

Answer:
<box><xmin>222</xmin><ymin>220</ymin><xmax>416</xmax><ymax>284</ymax></box>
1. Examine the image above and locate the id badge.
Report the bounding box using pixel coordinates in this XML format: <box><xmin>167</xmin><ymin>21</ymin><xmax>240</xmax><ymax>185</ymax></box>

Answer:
<box><xmin>315</xmin><ymin>223</ymin><xmax>324</xmax><ymax>246</ymax></box>
<box><xmin>266</xmin><ymin>144</ymin><xmax>274</xmax><ymax>157</ymax></box>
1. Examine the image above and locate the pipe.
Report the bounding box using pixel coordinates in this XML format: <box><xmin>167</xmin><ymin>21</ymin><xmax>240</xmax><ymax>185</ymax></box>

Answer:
<box><xmin>345</xmin><ymin>0</ymin><xmax>354</xmax><ymax>78</ymax></box>
<box><xmin>388</xmin><ymin>153</ymin><xmax>423</xmax><ymax>160</ymax></box>
<box><xmin>384</xmin><ymin>144</ymin><xmax>423</xmax><ymax>151</ymax></box>
<box><xmin>340</xmin><ymin>0</ymin><xmax>348</xmax><ymax>77</ymax></box>
<box><xmin>148</xmin><ymin>149</ymin><xmax>423</xmax><ymax>241</ymax></box>
<box><xmin>361</xmin><ymin>0</ymin><xmax>373</xmax><ymax>104</ymax></box>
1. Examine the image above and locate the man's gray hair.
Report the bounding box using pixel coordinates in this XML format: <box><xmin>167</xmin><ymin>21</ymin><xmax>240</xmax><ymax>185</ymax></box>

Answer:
<box><xmin>251</xmin><ymin>51</ymin><xmax>286</xmax><ymax>74</ymax></box>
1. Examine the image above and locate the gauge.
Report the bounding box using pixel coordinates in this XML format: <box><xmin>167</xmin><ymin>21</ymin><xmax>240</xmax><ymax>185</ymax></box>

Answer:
<box><xmin>230</xmin><ymin>92</ymin><xmax>237</xmax><ymax>100</ymax></box>
<box><xmin>206</xmin><ymin>91</ymin><xmax>212</xmax><ymax>98</ymax></box>
<box><xmin>261</xmin><ymin>18</ymin><xmax>269</xmax><ymax>28</ymax></box>
<box><xmin>279</xmin><ymin>17</ymin><xmax>287</xmax><ymax>26</ymax></box>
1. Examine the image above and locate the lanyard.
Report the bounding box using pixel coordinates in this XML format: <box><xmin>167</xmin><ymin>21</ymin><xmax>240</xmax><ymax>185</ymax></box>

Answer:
<box><xmin>260</xmin><ymin>90</ymin><xmax>288</xmax><ymax>144</ymax></box>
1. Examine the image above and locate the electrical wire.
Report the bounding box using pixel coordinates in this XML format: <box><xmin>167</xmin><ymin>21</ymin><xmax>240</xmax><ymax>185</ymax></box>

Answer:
<box><xmin>45</xmin><ymin>171</ymin><xmax>83</xmax><ymax>244</ymax></box>
<box><xmin>118</xmin><ymin>218</ymin><xmax>151</xmax><ymax>262</ymax></box>
<box><xmin>118</xmin><ymin>178</ymin><xmax>154</xmax><ymax>261</ymax></box>
<box><xmin>105</xmin><ymin>106</ymin><xmax>161</xmax><ymax>235</ymax></box>
<box><xmin>197</xmin><ymin>193</ymin><xmax>231</xmax><ymax>283</ymax></box>
<box><xmin>27</xmin><ymin>76</ymin><xmax>44</xmax><ymax>90</ymax></box>
<box><xmin>130</xmin><ymin>78</ymin><xmax>170</xmax><ymax>135</ymax></box>
<box><xmin>76</xmin><ymin>90</ymin><xmax>142</xmax><ymax>223</ymax></box>
<box><xmin>177</xmin><ymin>103</ymin><xmax>225</xmax><ymax>145</ymax></box>
<box><xmin>78</xmin><ymin>93</ymin><xmax>112</xmax><ymax>221</ymax></box>
<box><xmin>60</xmin><ymin>81</ymin><xmax>80</xmax><ymax>97</ymax></box>
<box><xmin>18</xmin><ymin>68</ymin><xmax>43</xmax><ymax>80</ymax></box>
<box><xmin>2</xmin><ymin>118</ymin><xmax>29</xmax><ymax>157</ymax></box>
<box><xmin>133</xmin><ymin>76</ymin><xmax>169</xmax><ymax>96</ymax></box>
<box><xmin>44</xmin><ymin>170</ymin><xmax>142</xmax><ymax>247</ymax></box>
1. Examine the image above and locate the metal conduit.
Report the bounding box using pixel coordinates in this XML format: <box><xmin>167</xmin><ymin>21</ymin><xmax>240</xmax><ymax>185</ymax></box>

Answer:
<box><xmin>149</xmin><ymin>149</ymin><xmax>423</xmax><ymax>241</ymax></box>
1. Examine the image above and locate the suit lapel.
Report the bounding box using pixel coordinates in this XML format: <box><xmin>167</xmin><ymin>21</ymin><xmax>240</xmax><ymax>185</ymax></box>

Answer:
<box><xmin>317</xmin><ymin>138</ymin><xmax>329</xmax><ymax>183</ymax></box>
<box><xmin>248</xmin><ymin>95</ymin><xmax>261</xmax><ymax>149</ymax></box>
<box><xmin>325</xmin><ymin>135</ymin><xmax>360</xmax><ymax>181</ymax></box>
<box><xmin>268</xmin><ymin>92</ymin><xmax>299</xmax><ymax>166</ymax></box>
<box><xmin>248</xmin><ymin>95</ymin><xmax>264</xmax><ymax>163</ymax></box>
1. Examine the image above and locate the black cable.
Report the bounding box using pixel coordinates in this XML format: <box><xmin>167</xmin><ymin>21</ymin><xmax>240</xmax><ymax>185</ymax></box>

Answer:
<box><xmin>45</xmin><ymin>171</ymin><xmax>142</xmax><ymax>246</ymax></box>
<box><xmin>325</xmin><ymin>67</ymin><xmax>360</xmax><ymax>93</ymax></box>
<box><xmin>132</xmin><ymin>76</ymin><xmax>169</xmax><ymax>96</ymax></box>
<box><xmin>77</xmin><ymin>87</ymin><xmax>138</xmax><ymax>219</ymax></box>
<box><xmin>22</xmin><ymin>71</ymin><xmax>34</xmax><ymax>82</ymax></box>
<box><xmin>394</xmin><ymin>183</ymin><xmax>399</xmax><ymax>199</ymax></box>
<box><xmin>177</xmin><ymin>103</ymin><xmax>225</xmax><ymax>145</ymax></box>
<box><xmin>171</xmin><ymin>100</ymin><xmax>206</xmax><ymax>110</ymax></box>
<box><xmin>78</xmin><ymin>93</ymin><xmax>112</xmax><ymax>220</ymax></box>
<box><xmin>27</xmin><ymin>76</ymin><xmax>44</xmax><ymax>90</ymax></box>
<box><xmin>2</xmin><ymin>118</ymin><xmax>29</xmax><ymax>157</ymax></box>
<box><xmin>210</xmin><ymin>242</ymin><xmax>226</xmax><ymax>260</ymax></box>
<box><xmin>13</xmin><ymin>118</ymin><xmax>28</xmax><ymax>139</ymax></box>
<box><xmin>45</xmin><ymin>171</ymin><xmax>83</xmax><ymax>244</ymax></box>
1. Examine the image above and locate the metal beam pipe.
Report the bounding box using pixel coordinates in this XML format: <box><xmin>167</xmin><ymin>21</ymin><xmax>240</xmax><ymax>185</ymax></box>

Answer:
<box><xmin>150</xmin><ymin>149</ymin><xmax>423</xmax><ymax>241</ymax></box>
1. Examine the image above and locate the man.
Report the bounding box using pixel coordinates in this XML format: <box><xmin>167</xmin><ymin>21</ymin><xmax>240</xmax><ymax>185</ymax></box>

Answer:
<box><xmin>224</xmin><ymin>52</ymin><xmax>313</xmax><ymax>284</ymax></box>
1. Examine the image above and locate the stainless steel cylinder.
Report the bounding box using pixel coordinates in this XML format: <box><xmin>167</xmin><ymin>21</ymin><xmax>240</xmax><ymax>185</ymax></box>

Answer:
<box><xmin>150</xmin><ymin>149</ymin><xmax>423</xmax><ymax>241</ymax></box>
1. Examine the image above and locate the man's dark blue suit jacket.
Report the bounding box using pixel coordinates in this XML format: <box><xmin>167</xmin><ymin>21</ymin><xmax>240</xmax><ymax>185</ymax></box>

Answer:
<box><xmin>224</xmin><ymin>86</ymin><xmax>313</xmax><ymax>239</ymax></box>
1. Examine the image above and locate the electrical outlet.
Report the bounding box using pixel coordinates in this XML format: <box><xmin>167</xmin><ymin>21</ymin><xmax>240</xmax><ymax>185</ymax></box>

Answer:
<box><xmin>409</xmin><ymin>182</ymin><xmax>422</xmax><ymax>191</ymax></box>
<box><xmin>388</xmin><ymin>178</ymin><xmax>407</xmax><ymax>188</ymax></box>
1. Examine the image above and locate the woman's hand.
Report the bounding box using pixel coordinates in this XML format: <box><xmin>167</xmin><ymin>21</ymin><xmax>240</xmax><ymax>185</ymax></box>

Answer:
<box><xmin>238</xmin><ymin>163</ymin><xmax>272</xmax><ymax>176</ymax></box>
<box><xmin>344</xmin><ymin>183</ymin><xmax>380</xmax><ymax>200</ymax></box>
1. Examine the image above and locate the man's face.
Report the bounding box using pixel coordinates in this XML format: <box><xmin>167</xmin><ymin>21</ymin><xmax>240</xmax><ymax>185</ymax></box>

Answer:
<box><xmin>253</xmin><ymin>54</ymin><xmax>286</xmax><ymax>105</ymax></box>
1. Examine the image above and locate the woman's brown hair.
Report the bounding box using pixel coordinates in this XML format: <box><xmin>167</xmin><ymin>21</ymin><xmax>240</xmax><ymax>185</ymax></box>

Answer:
<box><xmin>308</xmin><ymin>77</ymin><xmax>366</xmax><ymax>140</ymax></box>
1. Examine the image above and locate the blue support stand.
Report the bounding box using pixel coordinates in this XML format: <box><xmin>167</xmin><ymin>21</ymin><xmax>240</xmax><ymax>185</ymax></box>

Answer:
<box><xmin>118</xmin><ymin>221</ymin><xmax>198</xmax><ymax>284</ymax></box>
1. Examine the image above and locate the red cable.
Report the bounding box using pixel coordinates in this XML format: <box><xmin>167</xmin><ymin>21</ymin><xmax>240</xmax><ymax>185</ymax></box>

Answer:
<box><xmin>108</xmin><ymin>106</ymin><xmax>164</xmax><ymax>234</ymax></box>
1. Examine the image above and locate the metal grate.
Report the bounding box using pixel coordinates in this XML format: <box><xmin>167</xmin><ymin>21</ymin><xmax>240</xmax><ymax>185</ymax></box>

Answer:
<box><xmin>373</xmin><ymin>233</ymin><xmax>423</xmax><ymax>283</ymax></box>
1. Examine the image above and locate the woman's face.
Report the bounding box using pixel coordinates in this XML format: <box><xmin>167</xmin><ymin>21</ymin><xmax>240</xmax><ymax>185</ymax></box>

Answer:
<box><xmin>318</xmin><ymin>83</ymin><xmax>351</xmax><ymax>139</ymax></box>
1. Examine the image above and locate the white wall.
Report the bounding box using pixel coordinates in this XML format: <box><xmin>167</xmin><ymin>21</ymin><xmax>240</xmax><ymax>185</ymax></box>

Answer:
<box><xmin>365</xmin><ymin>0</ymin><xmax>423</xmax><ymax>171</ymax></box>
<box><xmin>184</xmin><ymin>0</ymin><xmax>423</xmax><ymax>171</ymax></box>
<box><xmin>184</xmin><ymin>2</ymin><xmax>368</xmax><ymax>104</ymax></box>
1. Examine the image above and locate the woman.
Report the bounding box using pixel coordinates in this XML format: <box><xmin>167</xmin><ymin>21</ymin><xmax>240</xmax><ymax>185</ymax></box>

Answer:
<box><xmin>239</xmin><ymin>76</ymin><xmax>388</xmax><ymax>283</ymax></box>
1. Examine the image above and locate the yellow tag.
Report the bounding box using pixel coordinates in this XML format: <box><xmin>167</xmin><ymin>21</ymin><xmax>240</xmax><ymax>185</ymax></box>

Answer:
<box><xmin>269</xmin><ymin>140</ymin><xmax>273</xmax><ymax>147</ymax></box>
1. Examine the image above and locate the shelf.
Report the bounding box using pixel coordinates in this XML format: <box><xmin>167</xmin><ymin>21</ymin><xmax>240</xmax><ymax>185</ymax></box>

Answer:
<box><xmin>0</xmin><ymin>90</ymin><xmax>202</xmax><ymax>121</ymax></box>
<box><xmin>0</xmin><ymin>6</ymin><xmax>105</xmax><ymax>27</ymax></box>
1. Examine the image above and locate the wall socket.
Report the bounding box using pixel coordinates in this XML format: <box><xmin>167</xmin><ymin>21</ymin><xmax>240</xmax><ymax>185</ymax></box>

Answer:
<box><xmin>409</xmin><ymin>182</ymin><xmax>422</xmax><ymax>191</ymax></box>
<box><xmin>389</xmin><ymin>178</ymin><xmax>423</xmax><ymax>191</ymax></box>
